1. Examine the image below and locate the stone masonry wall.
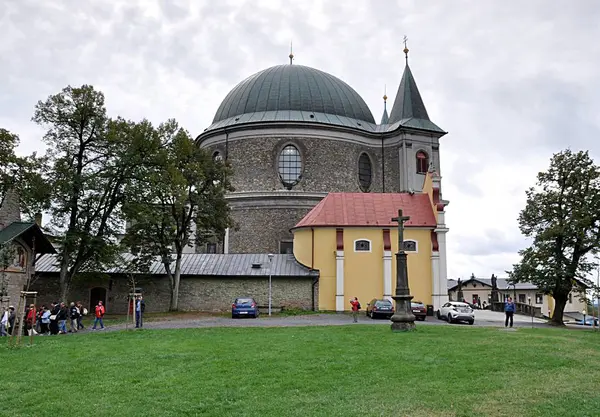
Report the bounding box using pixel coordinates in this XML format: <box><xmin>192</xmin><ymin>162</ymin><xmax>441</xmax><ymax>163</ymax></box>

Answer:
<box><xmin>32</xmin><ymin>273</ymin><xmax>316</xmax><ymax>313</ymax></box>
<box><xmin>228</xmin><ymin>206</ymin><xmax>312</xmax><ymax>254</ymax></box>
<box><xmin>209</xmin><ymin>136</ymin><xmax>388</xmax><ymax>193</ymax></box>
<box><xmin>2</xmin><ymin>271</ymin><xmax>28</xmax><ymax>309</ymax></box>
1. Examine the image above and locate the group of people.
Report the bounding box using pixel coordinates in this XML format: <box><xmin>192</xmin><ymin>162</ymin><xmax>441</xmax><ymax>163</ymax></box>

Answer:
<box><xmin>0</xmin><ymin>300</ymin><xmax>108</xmax><ymax>336</ymax></box>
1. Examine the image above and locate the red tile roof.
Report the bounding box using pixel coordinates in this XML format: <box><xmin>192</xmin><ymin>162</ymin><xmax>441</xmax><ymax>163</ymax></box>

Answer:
<box><xmin>294</xmin><ymin>193</ymin><xmax>437</xmax><ymax>229</ymax></box>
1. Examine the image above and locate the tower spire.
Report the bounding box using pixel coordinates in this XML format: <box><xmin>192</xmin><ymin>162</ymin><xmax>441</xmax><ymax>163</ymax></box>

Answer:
<box><xmin>387</xmin><ymin>43</ymin><xmax>445</xmax><ymax>133</ymax></box>
<box><xmin>380</xmin><ymin>85</ymin><xmax>389</xmax><ymax>124</ymax></box>
<box><xmin>289</xmin><ymin>41</ymin><xmax>294</xmax><ymax>65</ymax></box>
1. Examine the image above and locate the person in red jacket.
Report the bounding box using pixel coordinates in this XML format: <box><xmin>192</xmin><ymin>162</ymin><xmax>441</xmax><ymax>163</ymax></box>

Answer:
<box><xmin>350</xmin><ymin>297</ymin><xmax>360</xmax><ymax>323</ymax></box>
<box><xmin>92</xmin><ymin>301</ymin><xmax>106</xmax><ymax>330</ymax></box>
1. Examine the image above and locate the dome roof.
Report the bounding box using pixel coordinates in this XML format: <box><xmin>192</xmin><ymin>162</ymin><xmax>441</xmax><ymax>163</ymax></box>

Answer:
<box><xmin>212</xmin><ymin>65</ymin><xmax>375</xmax><ymax>125</ymax></box>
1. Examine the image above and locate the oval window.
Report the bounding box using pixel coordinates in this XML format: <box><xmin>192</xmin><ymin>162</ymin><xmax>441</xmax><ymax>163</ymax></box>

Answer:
<box><xmin>212</xmin><ymin>151</ymin><xmax>223</xmax><ymax>161</ymax></box>
<box><xmin>358</xmin><ymin>153</ymin><xmax>372</xmax><ymax>192</ymax></box>
<box><xmin>278</xmin><ymin>145</ymin><xmax>302</xmax><ymax>189</ymax></box>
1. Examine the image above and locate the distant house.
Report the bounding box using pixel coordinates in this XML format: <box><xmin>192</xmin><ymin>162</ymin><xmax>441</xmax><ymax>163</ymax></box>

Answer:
<box><xmin>447</xmin><ymin>277</ymin><xmax>587</xmax><ymax>318</ymax></box>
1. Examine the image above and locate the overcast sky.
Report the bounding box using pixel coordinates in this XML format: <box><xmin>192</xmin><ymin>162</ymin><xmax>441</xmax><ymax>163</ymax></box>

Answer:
<box><xmin>2</xmin><ymin>0</ymin><xmax>599</xmax><ymax>280</ymax></box>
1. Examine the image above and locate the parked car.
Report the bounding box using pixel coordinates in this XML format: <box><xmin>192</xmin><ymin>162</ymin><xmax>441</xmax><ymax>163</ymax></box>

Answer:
<box><xmin>436</xmin><ymin>301</ymin><xmax>475</xmax><ymax>325</ymax></box>
<box><xmin>411</xmin><ymin>301</ymin><xmax>427</xmax><ymax>321</ymax></box>
<box><xmin>366</xmin><ymin>299</ymin><xmax>394</xmax><ymax>319</ymax></box>
<box><xmin>232</xmin><ymin>297</ymin><xmax>259</xmax><ymax>318</ymax></box>
<box><xmin>575</xmin><ymin>317</ymin><xmax>599</xmax><ymax>326</ymax></box>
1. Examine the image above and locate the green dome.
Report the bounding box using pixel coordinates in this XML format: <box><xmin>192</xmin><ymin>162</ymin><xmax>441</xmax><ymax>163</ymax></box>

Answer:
<box><xmin>213</xmin><ymin>65</ymin><xmax>375</xmax><ymax>125</ymax></box>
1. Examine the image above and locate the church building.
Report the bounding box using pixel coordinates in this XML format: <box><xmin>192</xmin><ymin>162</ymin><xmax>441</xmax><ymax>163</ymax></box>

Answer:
<box><xmin>34</xmin><ymin>46</ymin><xmax>451</xmax><ymax>313</ymax></box>
<box><xmin>196</xmin><ymin>47</ymin><xmax>449</xmax><ymax>259</ymax></box>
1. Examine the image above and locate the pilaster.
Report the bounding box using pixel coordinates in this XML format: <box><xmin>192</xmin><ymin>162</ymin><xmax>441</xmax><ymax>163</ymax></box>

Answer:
<box><xmin>224</xmin><ymin>228</ymin><xmax>230</xmax><ymax>254</ymax></box>
<box><xmin>383</xmin><ymin>229</ymin><xmax>393</xmax><ymax>302</ymax></box>
<box><xmin>335</xmin><ymin>229</ymin><xmax>345</xmax><ymax>312</ymax></box>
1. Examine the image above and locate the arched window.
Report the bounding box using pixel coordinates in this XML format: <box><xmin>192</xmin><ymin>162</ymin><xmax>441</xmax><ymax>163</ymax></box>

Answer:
<box><xmin>358</xmin><ymin>153</ymin><xmax>372</xmax><ymax>192</ymax></box>
<box><xmin>416</xmin><ymin>151</ymin><xmax>429</xmax><ymax>174</ymax></box>
<box><xmin>402</xmin><ymin>239</ymin><xmax>418</xmax><ymax>253</ymax></box>
<box><xmin>278</xmin><ymin>145</ymin><xmax>302</xmax><ymax>189</ymax></box>
<box><xmin>354</xmin><ymin>239</ymin><xmax>371</xmax><ymax>252</ymax></box>
<box><xmin>212</xmin><ymin>151</ymin><xmax>223</xmax><ymax>162</ymax></box>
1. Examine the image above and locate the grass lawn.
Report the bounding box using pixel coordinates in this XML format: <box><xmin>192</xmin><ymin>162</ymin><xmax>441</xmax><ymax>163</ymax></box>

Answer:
<box><xmin>2</xmin><ymin>326</ymin><xmax>600</xmax><ymax>417</ymax></box>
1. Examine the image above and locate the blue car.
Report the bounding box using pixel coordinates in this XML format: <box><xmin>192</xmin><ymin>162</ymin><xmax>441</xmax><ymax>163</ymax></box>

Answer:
<box><xmin>232</xmin><ymin>297</ymin><xmax>259</xmax><ymax>318</ymax></box>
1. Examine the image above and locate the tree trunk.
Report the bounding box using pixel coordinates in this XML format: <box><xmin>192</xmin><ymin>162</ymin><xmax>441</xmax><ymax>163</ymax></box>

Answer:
<box><xmin>169</xmin><ymin>255</ymin><xmax>182</xmax><ymax>311</ymax></box>
<box><xmin>58</xmin><ymin>255</ymin><xmax>70</xmax><ymax>302</ymax></box>
<box><xmin>550</xmin><ymin>296</ymin><xmax>567</xmax><ymax>326</ymax></box>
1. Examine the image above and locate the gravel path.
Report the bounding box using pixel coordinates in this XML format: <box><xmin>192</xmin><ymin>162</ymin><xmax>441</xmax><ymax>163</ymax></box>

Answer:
<box><xmin>95</xmin><ymin>310</ymin><xmax>563</xmax><ymax>332</ymax></box>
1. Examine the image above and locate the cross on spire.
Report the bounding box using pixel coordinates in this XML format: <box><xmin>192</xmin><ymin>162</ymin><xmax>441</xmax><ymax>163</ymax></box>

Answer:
<box><xmin>391</xmin><ymin>209</ymin><xmax>411</xmax><ymax>253</ymax></box>
<box><xmin>403</xmin><ymin>35</ymin><xmax>409</xmax><ymax>63</ymax></box>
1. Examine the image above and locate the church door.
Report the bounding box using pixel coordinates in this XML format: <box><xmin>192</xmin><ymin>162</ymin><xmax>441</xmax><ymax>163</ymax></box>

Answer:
<box><xmin>90</xmin><ymin>287</ymin><xmax>107</xmax><ymax>312</ymax></box>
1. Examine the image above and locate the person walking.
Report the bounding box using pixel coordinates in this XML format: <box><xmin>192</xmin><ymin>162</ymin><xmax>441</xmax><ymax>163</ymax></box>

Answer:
<box><xmin>57</xmin><ymin>302</ymin><xmax>68</xmax><ymax>334</ymax></box>
<box><xmin>0</xmin><ymin>307</ymin><xmax>8</xmax><ymax>336</ymax></box>
<box><xmin>7</xmin><ymin>306</ymin><xmax>15</xmax><ymax>335</ymax></box>
<box><xmin>350</xmin><ymin>297</ymin><xmax>360</xmax><ymax>323</ymax></box>
<box><xmin>40</xmin><ymin>306</ymin><xmax>51</xmax><ymax>335</ymax></box>
<box><xmin>135</xmin><ymin>296</ymin><xmax>145</xmax><ymax>328</ymax></box>
<box><xmin>505</xmin><ymin>297</ymin><xmax>516</xmax><ymax>328</ymax></box>
<box><xmin>69</xmin><ymin>302</ymin><xmax>80</xmax><ymax>333</ymax></box>
<box><xmin>49</xmin><ymin>302</ymin><xmax>60</xmax><ymax>335</ymax></box>
<box><xmin>92</xmin><ymin>301</ymin><xmax>105</xmax><ymax>330</ymax></box>
<box><xmin>76</xmin><ymin>301</ymin><xmax>86</xmax><ymax>330</ymax></box>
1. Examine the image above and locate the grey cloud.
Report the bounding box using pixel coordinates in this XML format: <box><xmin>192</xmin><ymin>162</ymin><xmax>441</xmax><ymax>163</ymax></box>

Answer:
<box><xmin>2</xmin><ymin>0</ymin><xmax>600</xmax><ymax>279</ymax></box>
<box><xmin>454</xmin><ymin>228</ymin><xmax>529</xmax><ymax>257</ymax></box>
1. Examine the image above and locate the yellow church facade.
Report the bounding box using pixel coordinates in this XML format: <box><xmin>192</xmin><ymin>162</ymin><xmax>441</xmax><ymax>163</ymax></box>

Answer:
<box><xmin>292</xmin><ymin>172</ymin><xmax>449</xmax><ymax>312</ymax></box>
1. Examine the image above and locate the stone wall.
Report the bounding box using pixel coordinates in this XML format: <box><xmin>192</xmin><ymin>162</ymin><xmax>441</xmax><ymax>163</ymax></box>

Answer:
<box><xmin>1</xmin><ymin>271</ymin><xmax>28</xmax><ymax>309</ymax></box>
<box><xmin>31</xmin><ymin>273</ymin><xmax>317</xmax><ymax>313</ymax></box>
<box><xmin>210</xmin><ymin>136</ymin><xmax>388</xmax><ymax>194</ymax></box>
<box><xmin>228</xmin><ymin>206</ymin><xmax>313</xmax><ymax>254</ymax></box>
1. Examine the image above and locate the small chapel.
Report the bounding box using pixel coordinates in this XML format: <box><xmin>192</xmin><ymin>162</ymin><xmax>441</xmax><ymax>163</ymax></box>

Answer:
<box><xmin>292</xmin><ymin>171</ymin><xmax>448</xmax><ymax>311</ymax></box>
<box><xmin>0</xmin><ymin>189</ymin><xmax>55</xmax><ymax>309</ymax></box>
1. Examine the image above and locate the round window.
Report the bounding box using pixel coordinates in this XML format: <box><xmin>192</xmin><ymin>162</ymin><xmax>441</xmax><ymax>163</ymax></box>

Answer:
<box><xmin>278</xmin><ymin>145</ymin><xmax>302</xmax><ymax>189</ymax></box>
<box><xmin>358</xmin><ymin>153</ymin><xmax>372</xmax><ymax>192</ymax></box>
<box><xmin>212</xmin><ymin>150</ymin><xmax>223</xmax><ymax>161</ymax></box>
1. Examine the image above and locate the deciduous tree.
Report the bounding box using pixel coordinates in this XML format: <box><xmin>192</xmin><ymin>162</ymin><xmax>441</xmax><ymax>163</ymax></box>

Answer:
<box><xmin>0</xmin><ymin>128</ymin><xmax>49</xmax><ymax>216</ymax></box>
<box><xmin>509</xmin><ymin>150</ymin><xmax>597</xmax><ymax>325</ymax></box>
<box><xmin>32</xmin><ymin>85</ymin><xmax>155</xmax><ymax>301</ymax></box>
<box><xmin>122</xmin><ymin>120</ymin><xmax>233</xmax><ymax>311</ymax></box>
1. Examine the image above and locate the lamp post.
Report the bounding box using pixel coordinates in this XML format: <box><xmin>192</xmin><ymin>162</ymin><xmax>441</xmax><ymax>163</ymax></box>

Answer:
<box><xmin>528</xmin><ymin>297</ymin><xmax>533</xmax><ymax>328</ymax></box>
<box><xmin>582</xmin><ymin>309</ymin><xmax>587</xmax><ymax>326</ymax></box>
<box><xmin>268</xmin><ymin>253</ymin><xmax>274</xmax><ymax>316</ymax></box>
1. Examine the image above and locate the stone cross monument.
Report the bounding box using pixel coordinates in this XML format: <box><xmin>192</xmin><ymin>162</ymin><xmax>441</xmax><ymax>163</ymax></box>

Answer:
<box><xmin>390</xmin><ymin>209</ymin><xmax>416</xmax><ymax>332</ymax></box>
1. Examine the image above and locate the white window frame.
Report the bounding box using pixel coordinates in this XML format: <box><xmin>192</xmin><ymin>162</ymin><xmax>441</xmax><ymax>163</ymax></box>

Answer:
<box><xmin>403</xmin><ymin>239</ymin><xmax>418</xmax><ymax>253</ymax></box>
<box><xmin>353</xmin><ymin>239</ymin><xmax>372</xmax><ymax>253</ymax></box>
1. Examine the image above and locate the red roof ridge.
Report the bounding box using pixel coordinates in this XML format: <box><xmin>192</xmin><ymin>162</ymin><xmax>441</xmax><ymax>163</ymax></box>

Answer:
<box><xmin>293</xmin><ymin>192</ymin><xmax>436</xmax><ymax>229</ymax></box>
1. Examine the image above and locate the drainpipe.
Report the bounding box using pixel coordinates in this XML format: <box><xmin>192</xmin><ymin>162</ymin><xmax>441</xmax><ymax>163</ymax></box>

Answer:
<box><xmin>223</xmin><ymin>127</ymin><xmax>229</xmax><ymax>161</ymax></box>
<box><xmin>311</xmin><ymin>227</ymin><xmax>317</xmax><ymax>311</ymax></box>
<box><xmin>311</xmin><ymin>227</ymin><xmax>315</xmax><ymax>269</ymax></box>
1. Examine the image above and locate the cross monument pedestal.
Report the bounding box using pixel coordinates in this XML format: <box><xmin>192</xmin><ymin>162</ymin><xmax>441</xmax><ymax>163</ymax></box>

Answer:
<box><xmin>390</xmin><ymin>209</ymin><xmax>416</xmax><ymax>332</ymax></box>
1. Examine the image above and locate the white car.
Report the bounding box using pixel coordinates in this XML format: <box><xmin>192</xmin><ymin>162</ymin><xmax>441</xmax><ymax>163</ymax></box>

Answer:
<box><xmin>437</xmin><ymin>302</ymin><xmax>475</xmax><ymax>325</ymax></box>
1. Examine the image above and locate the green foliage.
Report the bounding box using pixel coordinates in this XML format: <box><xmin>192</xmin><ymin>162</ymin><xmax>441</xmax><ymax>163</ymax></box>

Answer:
<box><xmin>32</xmin><ymin>85</ymin><xmax>157</xmax><ymax>300</ymax></box>
<box><xmin>0</xmin><ymin>128</ymin><xmax>49</xmax><ymax>216</ymax></box>
<box><xmin>2</xmin><ymin>326</ymin><xmax>600</xmax><ymax>416</ymax></box>
<box><xmin>509</xmin><ymin>150</ymin><xmax>599</xmax><ymax>324</ymax></box>
<box><xmin>121</xmin><ymin>120</ymin><xmax>234</xmax><ymax>310</ymax></box>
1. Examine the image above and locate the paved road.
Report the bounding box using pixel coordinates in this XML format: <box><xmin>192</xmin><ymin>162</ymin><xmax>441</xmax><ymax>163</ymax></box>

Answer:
<box><xmin>102</xmin><ymin>309</ymin><xmax>553</xmax><ymax>332</ymax></box>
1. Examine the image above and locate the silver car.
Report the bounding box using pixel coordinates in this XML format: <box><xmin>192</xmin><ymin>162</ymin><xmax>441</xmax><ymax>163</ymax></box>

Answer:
<box><xmin>437</xmin><ymin>302</ymin><xmax>475</xmax><ymax>325</ymax></box>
